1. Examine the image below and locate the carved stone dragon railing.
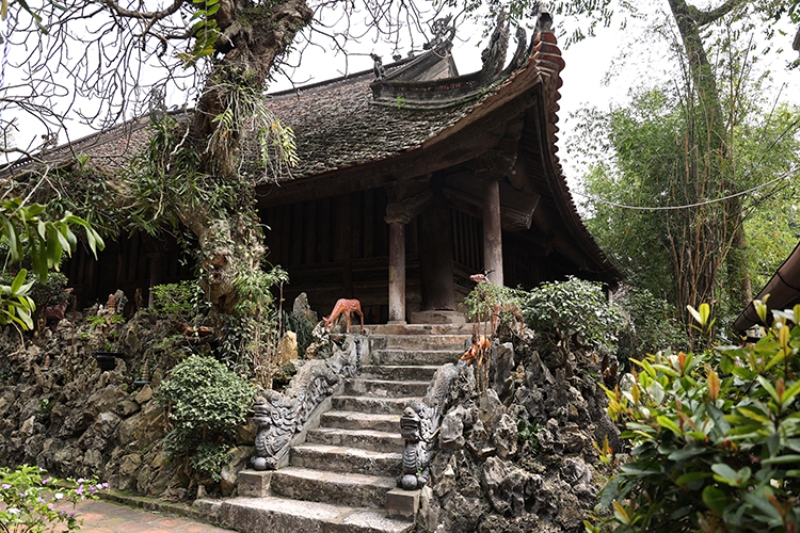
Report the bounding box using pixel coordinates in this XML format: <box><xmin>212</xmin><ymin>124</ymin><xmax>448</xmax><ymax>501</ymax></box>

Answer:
<box><xmin>399</xmin><ymin>362</ymin><xmax>460</xmax><ymax>490</ymax></box>
<box><xmin>250</xmin><ymin>336</ymin><xmax>365</xmax><ymax>471</ymax></box>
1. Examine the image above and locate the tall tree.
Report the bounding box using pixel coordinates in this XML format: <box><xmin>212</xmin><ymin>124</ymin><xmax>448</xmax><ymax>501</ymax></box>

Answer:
<box><xmin>534</xmin><ymin>0</ymin><xmax>800</xmax><ymax>321</ymax></box>
<box><xmin>0</xmin><ymin>0</ymin><xmax>447</xmax><ymax>314</ymax></box>
<box><xmin>577</xmin><ymin>88</ymin><xmax>800</xmax><ymax>323</ymax></box>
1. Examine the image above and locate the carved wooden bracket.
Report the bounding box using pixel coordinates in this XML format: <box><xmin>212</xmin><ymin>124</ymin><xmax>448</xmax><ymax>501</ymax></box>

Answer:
<box><xmin>385</xmin><ymin>188</ymin><xmax>434</xmax><ymax>225</ymax></box>
<box><xmin>441</xmin><ymin>176</ymin><xmax>540</xmax><ymax>231</ymax></box>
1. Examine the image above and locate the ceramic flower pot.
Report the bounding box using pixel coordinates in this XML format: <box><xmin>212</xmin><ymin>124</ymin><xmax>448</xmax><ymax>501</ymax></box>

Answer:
<box><xmin>94</xmin><ymin>352</ymin><xmax>120</xmax><ymax>372</ymax></box>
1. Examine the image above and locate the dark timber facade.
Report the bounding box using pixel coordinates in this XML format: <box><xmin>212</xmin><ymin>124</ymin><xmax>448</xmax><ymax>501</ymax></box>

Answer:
<box><xmin>6</xmin><ymin>21</ymin><xmax>620</xmax><ymax>322</ymax></box>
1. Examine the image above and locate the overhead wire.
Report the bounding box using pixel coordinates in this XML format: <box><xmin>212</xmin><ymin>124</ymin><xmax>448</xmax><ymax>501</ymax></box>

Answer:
<box><xmin>571</xmin><ymin>165</ymin><xmax>799</xmax><ymax>211</ymax></box>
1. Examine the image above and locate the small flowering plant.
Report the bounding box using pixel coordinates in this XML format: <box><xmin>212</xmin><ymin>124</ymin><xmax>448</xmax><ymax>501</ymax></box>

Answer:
<box><xmin>0</xmin><ymin>465</ymin><xmax>107</xmax><ymax>533</ymax></box>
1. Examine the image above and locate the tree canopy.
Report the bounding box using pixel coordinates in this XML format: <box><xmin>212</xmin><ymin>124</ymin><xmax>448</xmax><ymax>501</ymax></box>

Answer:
<box><xmin>555</xmin><ymin>0</ymin><xmax>800</xmax><ymax>336</ymax></box>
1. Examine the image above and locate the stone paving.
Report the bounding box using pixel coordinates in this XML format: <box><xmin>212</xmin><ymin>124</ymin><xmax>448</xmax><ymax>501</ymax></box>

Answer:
<box><xmin>74</xmin><ymin>500</ymin><xmax>236</xmax><ymax>533</ymax></box>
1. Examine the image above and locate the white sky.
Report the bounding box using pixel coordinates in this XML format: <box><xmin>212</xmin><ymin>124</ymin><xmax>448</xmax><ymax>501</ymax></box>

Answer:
<box><xmin>5</xmin><ymin>4</ymin><xmax>800</xmax><ymax>191</ymax></box>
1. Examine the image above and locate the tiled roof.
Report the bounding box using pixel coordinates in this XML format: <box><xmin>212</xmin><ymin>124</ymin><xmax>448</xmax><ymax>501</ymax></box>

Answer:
<box><xmin>1</xmin><ymin>28</ymin><xmax>621</xmax><ymax>283</ymax></box>
<box><xmin>261</xmin><ymin>68</ymin><xmax>477</xmax><ymax>180</ymax></box>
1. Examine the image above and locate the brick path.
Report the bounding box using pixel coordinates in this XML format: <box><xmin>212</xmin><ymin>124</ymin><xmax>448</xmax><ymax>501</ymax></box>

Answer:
<box><xmin>73</xmin><ymin>500</ymin><xmax>236</xmax><ymax>533</ymax></box>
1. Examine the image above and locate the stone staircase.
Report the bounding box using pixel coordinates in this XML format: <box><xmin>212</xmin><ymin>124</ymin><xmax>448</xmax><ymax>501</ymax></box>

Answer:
<box><xmin>205</xmin><ymin>324</ymin><xmax>472</xmax><ymax>533</ymax></box>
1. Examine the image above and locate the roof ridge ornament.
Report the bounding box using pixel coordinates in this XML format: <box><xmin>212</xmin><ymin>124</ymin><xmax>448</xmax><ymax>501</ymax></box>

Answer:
<box><xmin>536</xmin><ymin>6</ymin><xmax>553</xmax><ymax>34</ymax></box>
<box><xmin>530</xmin><ymin>2</ymin><xmax>553</xmax><ymax>34</ymax></box>
<box><xmin>480</xmin><ymin>10</ymin><xmax>510</xmax><ymax>81</ymax></box>
<box><xmin>424</xmin><ymin>14</ymin><xmax>456</xmax><ymax>50</ymax></box>
<box><xmin>370</xmin><ymin>53</ymin><xmax>386</xmax><ymax>80</ymax></box>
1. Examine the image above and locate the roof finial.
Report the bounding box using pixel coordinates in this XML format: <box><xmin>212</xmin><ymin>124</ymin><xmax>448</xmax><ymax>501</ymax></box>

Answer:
<box><xmin>533</xmin><ymin>2</ymin><xmax>553</xmax><ymax>33</ymax></box>
<box><xmin>480</xmin><ymin>10</ymin><xmax>510</xmax><ymax>80</ymax></box>
<box><xmin>370</xmin><ymin>54</ymin><xmax>386</xmax><ymax>80</ymax></box>
<box><xmin>426</xmin><ymin>14</ymin><xmax>455</xmax><ymax>49</ymax></box>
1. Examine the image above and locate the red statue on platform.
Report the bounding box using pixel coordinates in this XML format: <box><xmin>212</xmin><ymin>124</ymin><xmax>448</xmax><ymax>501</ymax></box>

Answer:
<box><xmin>323</xmin><ymin>298</ymin><xmax>365</xmax><ymax>333</ymax></box>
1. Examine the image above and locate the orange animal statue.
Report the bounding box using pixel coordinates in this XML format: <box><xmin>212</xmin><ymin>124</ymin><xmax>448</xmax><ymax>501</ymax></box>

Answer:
<box><xmin>461</xmin><ymin>334</ymin><xmax>491</xmax><ymax>366</ymax></box>
<box><xmin>323</xmin><ymin>298</ymin><xmax>365</xmax><ymax>333</ymax></box>
<box><xmin>43</xmin><ymin>288</ymin><xmax>74</xmax><ymax>328</ymax></box>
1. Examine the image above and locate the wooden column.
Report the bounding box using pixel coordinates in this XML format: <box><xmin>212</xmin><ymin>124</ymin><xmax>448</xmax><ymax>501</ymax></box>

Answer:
<box><xmin>482</xmin><ymin>178</ymin><xmax>504</xmax><ymax>286</ymax></box>
<box><xmin>385</xmin><ymin>214</ymin><xmax>409</xmax><ymax>324</ymax></box>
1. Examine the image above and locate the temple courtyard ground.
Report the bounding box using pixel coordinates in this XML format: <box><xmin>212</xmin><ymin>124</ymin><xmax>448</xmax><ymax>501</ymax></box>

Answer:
<box><xmin>74</xmin><ymin>500</ymin><xmax>235</xmax><ymax>533</ymax></box>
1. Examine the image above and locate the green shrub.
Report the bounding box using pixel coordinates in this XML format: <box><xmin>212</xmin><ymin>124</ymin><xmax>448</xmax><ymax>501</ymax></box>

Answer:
<box><xmin>522</xmin><ymin>276</ymin><xmax>623</xmax><ymax>351</ymax></box>
<box><xmin>158</xmin><ymin>355</ymin><xmax>256</xmax><ymax>482</ymax></box>
<box><xmin>151</xmin><ymin>280</ymin><xmax>200</xmax><ymax>319</ymax></box>
<box><xmin>462</xmin><ymin>281</ymin><xmax>523</xmax><ymax>331</ymax></box>
<box><xmin>28</xmin><ymin>272</ymin><xmax>70</xmax><ymax>308</ymax></box>
<box><xmin>616</xmin><ymin>287</ymin><xmax>689</xmax><ymax>363</ymax></box>
<box><xmin>588</xmin><ymin>301</ymin><xmax>800</xmax><ymax>533</ymax></box>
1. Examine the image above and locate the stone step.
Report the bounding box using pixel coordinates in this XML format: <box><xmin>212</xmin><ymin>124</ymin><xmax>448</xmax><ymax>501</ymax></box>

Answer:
<box><xmin>372</xmin><ymin>349</ymin><xmax>461</xmax><ymax>366</ymax></box>
<box><xmin>320</xmin><ymin>411</ymin><xmax>401</xmax><ymax>433</ymax></box>
<box><xmin>331</xmin><ymin>396</ymin><xmax>411</xmax><ymax>415</ymax></box>
<box><xmin>359</xmin><ymin>365</ymin><xmax>440</xmax><ymax>382</ymax></box>
<box><xmin>343</xmin><ymin>378</ymin><xmax>430</xmax><ymax>398</ymax></box>
<box><xmin>291</xmin><ymin>442</ymin><xmax>401</xmax><ymax>475</ymax></box>
<box><xmin>270</xmin><ymin>467</ymin><xmax>396</xmax><ymax>509</ymax></box>
<box><xmin>371</xmin><ymin>334</ymin><xmax>470</xmax><ymax>351</ymax></box>
<box><xmin>306</xmin><ymin>427</ymin><xmax>404</xmax><ymax>454</ymax></box>
<box><xmin>214</xmin><ymin>496</ymin><xmax>413</xmax><ymax>533</ymax></box>
<box><xmin>358</xmin><ymin>323</ymin><xmax>483</xmax><ymax>336</ymax></box>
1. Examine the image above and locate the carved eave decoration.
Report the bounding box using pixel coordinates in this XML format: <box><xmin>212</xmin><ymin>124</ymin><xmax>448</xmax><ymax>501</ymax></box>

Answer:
<box><xmin>370</xmin><ymin>16</ymin><xmax>532</xmax><ymax>111</ymax></box>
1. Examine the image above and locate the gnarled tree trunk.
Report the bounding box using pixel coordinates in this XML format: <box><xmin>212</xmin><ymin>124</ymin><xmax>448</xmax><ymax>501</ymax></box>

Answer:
<box><xmin>182</xmin><ymin>0</ymin><xmax>313</xmax><ymax>312</ymax></box>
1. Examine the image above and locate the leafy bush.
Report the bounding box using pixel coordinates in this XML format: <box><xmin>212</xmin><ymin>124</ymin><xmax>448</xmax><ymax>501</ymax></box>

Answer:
<box><xmin>616</xmin><ymin>286</ymin><xmax>688</xmax><ymax>363</ymax></box>
<box><xmin>462</xmin><ymin>281</ymin><xmax>523</xmax><ymax>334</ymax></box>
<box><xmin>218</xmin><ymin>266</ymin><xmax>289</xmax><ymax>387</ymax></box>
<box><xmin>588</xmin><ymin>301</ymin><xmax>800</xmax><ymax>533</ymax></box>
<box><xmin>158</xmin><ymin>355</ymin><xmax>256</xmax><ymax>482</ymax></box>
<box><xmin>0</xmin><ymin>199</ymin><xmax>103</xmax><ymax>329</ymax></box>
<box><xmin>27</xmin><ymin>272</ymin><xmax>70</xmax><ymax>309</ymax></box>
<box><xmin>0</xmin><ymin>465</ymin><xmax>106</xmax><ymax>533</ymax></box>
<box><xmin>522</xmin><ymin>276</ymin><xmax>623</xmax><ymax>351</ymax></box>
<box><xmin>151</xmin><ymin>280</ymin><xmax>200</xmax><ymax>319</ymax></box>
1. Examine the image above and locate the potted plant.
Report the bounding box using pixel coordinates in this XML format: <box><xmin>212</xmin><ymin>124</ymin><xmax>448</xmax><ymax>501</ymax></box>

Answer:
<box><xmin>94</xmin><ymin>343</ymin><xmax>119</xmax><ymax>372</ymax></box>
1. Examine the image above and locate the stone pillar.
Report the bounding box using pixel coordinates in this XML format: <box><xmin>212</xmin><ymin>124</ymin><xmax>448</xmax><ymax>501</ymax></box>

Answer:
<box><xmin>482</xmin><ymin>179</ymin><xmax>504</xmax><ymax>286</ymax></box>
<box><xmin>385</xmin><ymin>215</ymin><xmax>409</xmax><ymax>324</ymax></box>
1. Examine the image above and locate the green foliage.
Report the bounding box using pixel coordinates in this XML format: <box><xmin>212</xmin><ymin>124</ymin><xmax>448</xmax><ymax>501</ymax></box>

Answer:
<box><xmin>0</xmin><ymin>271</ymin><xmax>71</xmax><ymax>310</ymax></box>
<box><xmin>188</xmin><ymin>442</ymin><xmax>232</xmax><ymax>481</ymax></box>
<box><xmin>151</xmin><ymin>280</ymin><xmax>201</xmax><ymax>320</ymax></box>
<box><xmin>1</xmin><ymin>198</ymin><xmax>103</xmax><ymax>282</ymax></box>
<box><xmin>0</xmin><ymin>270</ymin><xmax>35</xmax><ymax>329</ymax></box>
<box><xmin>125</xmin><ymin>114</ymin><xmax>209</xmax><ymax>236</ymax></box>
<box><xmin>0</xmin><ymin>465</ymin><xmax>105</xmax><ymax>533</ymax></box>
<box><xmin>517</xmin><ymin>420</ymin><xmax>540</xmax><ymax>453</ymax></box>
<box><xmin>580</xmin><ymin>87</ymin><xmax>800</xmax><ymax>328</ymax></box>
<box><xmin>217</xmin><ymin>266</ymin><xmax>289</xmax><ymax>385</ymax></box>
<box><xmin>35</xmin><ymin>398</ymin><xmax>55</xmax><ymax>419</ymax></box>
<box><xmin>463</xmin><ymin>281</ymin><xmax>523</xmax><ymax>330</ymax></box>
<box><xmin>157</xmin><ymin>355</ymin><xmax>255</xmax><ymax>482</ymax></box>
<box><xmin>86</xmin><ymin>315</ymin><xmax>107</xmax><ymax>329</ymax></box>
<box><xmin>207</xmin><ymin>82</ymin><xmax>298</xmax><ymax>177</ymax></box>
<box><xmin>615</xmin><ymin>287</ymin><xmax>688</xmax><ymax>363</ymax></box>
<box><xmin>590</xmin><ymin>304</ymin><xmax>800</xmax><ymax>533</ymax></box>
<box><xmin>0</xmin><ymin>198</ymin><xmax>103</xmax><ymax>329</ymax></box>
<box><xmin>522</xmin><ymin>276</ymin><xmax>623</xmax><ymax>351</ymax></box>
<box><xmin>177</xmin><ymin>0</ymin><xmax>222</xmax><ymax>66</ymax></box>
